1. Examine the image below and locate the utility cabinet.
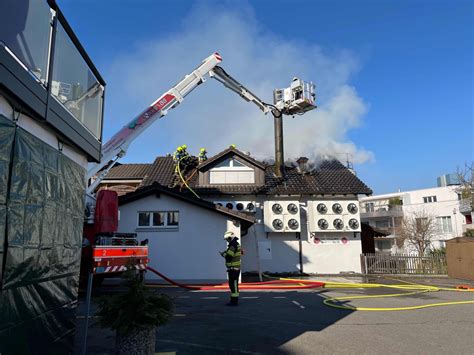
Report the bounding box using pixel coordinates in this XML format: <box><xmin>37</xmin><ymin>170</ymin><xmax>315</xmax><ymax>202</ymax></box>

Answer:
<box><xmin>446</xmin><ymin>237</ymin><xmax>474</xmax><ymax>281</ymax></box>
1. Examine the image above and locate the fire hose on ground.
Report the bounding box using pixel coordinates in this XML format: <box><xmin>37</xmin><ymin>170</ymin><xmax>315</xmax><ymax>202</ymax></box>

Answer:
<box><xmin>146</xmin><ymin>267</ymin><xmax>474</xmax><ymax>311</ymax></box>
<box><xmin>274</xmin><ymin>275</ymin><xmax>474</xmax><ymax>311</ymax></box>
<box><xmin>146</xmin><ymin>266</ymin><xmax>325</xmax><ymax>290</ymax></box>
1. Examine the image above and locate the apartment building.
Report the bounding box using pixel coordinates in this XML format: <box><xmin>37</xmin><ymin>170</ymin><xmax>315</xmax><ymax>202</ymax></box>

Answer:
<box><xmin>360</xmin><ymin>185</ymin><xmax>470</xmax><ymax>254</ymax></box>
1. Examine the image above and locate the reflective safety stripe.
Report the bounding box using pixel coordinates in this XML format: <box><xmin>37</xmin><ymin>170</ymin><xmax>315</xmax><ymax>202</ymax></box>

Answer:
<box><xmin>231</xmin><ymin>280</ymin><xmax>239</xmax><ymax>297</ymax></box>
<box><xmin>225</xmin><ymin>245</ymin><xmax>241</xmax><ymax>268</ymax></box>
<box><xmin>226</xmin><ymin>261</ymin><xmax>241</xmax><ymax>267</ymax></box>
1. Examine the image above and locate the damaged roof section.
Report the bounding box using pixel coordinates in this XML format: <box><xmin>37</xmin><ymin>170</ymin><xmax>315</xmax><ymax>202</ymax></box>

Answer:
<box><xmin>105</xmin><ymin>147</ymin><xmax>373</xmax><ymax>196</ymax></box>
<box><xmin>141</xmin><ymin>156</ymin><xmax>176</xmax><ymax>187</ymax></box>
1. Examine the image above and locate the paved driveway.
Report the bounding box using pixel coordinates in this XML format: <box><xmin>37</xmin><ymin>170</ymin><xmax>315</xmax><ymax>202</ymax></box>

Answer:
<box><xmin>75</xmin><ymin>276</ymin><xmax>474</xmax><ymax>354</ymax></box>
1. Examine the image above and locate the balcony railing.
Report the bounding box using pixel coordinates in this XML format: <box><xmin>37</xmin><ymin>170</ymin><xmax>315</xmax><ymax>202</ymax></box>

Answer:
<box><xmin>0</xmin><ymin>0</ymin><xmax>105</xmax><ymax>143</ymax></box>
<box><xmin>361</xmin><ymin>204</ymin><xmax>404</xmax><ymax>218</ymax></box>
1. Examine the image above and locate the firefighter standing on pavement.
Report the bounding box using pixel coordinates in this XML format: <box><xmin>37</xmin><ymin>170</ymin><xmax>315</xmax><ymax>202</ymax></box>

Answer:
<box><xmin>220</xmin><ymin>231</ymin><xmax>241</xmax><ymax>306</ymax></box>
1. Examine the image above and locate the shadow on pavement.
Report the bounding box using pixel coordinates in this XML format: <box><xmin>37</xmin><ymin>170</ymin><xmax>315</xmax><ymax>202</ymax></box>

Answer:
<box><xmin>75</xmin><ymin>285</ymin><xmax>353</xmax><ymax>354</ymax></box>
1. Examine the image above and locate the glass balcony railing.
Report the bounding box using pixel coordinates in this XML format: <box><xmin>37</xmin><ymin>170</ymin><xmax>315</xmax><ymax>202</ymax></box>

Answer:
<box><xmin>0</xmin><ymin>0</ymin><xmax>104</xmax><ymax>141</ymax></box>
<box><xmin>51</xmin><ymin>23</ymin><xmax>103</xmax><ymax>138</ymax></box>
<box><xmin>0</xmin><ymin>0</ymin><xmax>52</xmax><ymax>85</ymax></box>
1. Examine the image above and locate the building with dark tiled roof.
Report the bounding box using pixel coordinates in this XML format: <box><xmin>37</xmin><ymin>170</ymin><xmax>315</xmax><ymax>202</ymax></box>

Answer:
<box><xmin>102</xmin><ymin>146</ymin><xmax>373</xmax><ymax>275</ymax></box>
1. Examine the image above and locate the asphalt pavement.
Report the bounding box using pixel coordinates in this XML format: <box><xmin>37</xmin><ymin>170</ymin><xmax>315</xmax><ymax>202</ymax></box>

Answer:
<box><xmin>75</xmin><ymin>276</ymin><xmax>474</xmax><ymax>354</ymax></box>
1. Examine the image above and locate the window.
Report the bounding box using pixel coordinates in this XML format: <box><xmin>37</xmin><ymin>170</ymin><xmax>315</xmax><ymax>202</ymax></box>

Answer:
<box><xmin>138</xmin><ymin>212</ymin><xmax>150</xmax><ymax>226</ymax></box>
<box><xmin>137</xmin><ymin>211</ymin><xmax>179</xmax><ymax>228</ymax></box>
<box><xmin>209</xmin><ymin>157</ymin><xmax>255</xmax><ymax>184</ymax></box>
<box><xmin>375</xmin><ymin>220</ymin><xmax>389</xmax><ymax>229</ymax></box>
<box><xmin>168</xmin><ymin>211</ymin><xmax>179</xmax><ymax>226</ymax></box>
<box><xmin>365</xmin><ymin>202</ymin><xmax>374</xmax><ymax>212</ymax></box>
<box><xmin>152</xmin><ymin>212</ymin><xmax>166</xmax><ymax>226</ymax></box>
<box><xmin>376</xmin><ymin>239</ymin><xmax>392</xmax><ymax>251</ymax></box>
<box><xmin>437</xmin><ymin>216</ymin><xmax>453</xmax><ymax>233</ymax></box>
<box><xmin>213</xmin><ymin>158</ymin><xmax>250</xmax><ymax>169</ymax></box>
<box><xmin>423</xmin><ymin>196</ymin><xmax>437</xmax><ymax>203</ymax></box>
<box><xmin>416</xmin><ymin>217</ymin><xmax>428</xmax><ymax>233</ymax></box>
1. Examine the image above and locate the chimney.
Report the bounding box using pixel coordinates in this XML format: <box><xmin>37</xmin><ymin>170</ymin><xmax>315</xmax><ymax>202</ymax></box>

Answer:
<box><xmin>296</xmin><ymin>157</ymin><xmax>309</xmax><ymax>174</ymax></box>
<box><xmin>273</xmin><ymin>112</ymin><xmax>284</xmax><ymax>177</ymax></box>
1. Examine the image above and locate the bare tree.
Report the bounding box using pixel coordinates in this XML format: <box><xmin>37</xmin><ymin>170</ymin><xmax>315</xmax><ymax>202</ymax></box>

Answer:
<box><xmin>454</xmin><ymin>162</ymin><xmax>473</xmax><ymax>204</ymax></box>
<box><xmin>396</xmin><ymin>209</ymin><xmax>440</xmax><ymax>255</ymax></box>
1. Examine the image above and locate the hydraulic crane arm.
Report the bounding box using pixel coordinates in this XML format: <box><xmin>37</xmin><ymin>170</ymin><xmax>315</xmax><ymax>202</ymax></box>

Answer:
<box><xmin>86</xmin><ymin>53</ymin><xmax>223</xmax><ymax>193</ymax></box>
<box><xmin>209</xmin><ymin>66</ymin><xmax>271</xmax><ymax>114</ymax></box>
<box><xmin>86</xmin><ymin>52</ymin><xmax>274</xmax><ymax>195</ymax></box>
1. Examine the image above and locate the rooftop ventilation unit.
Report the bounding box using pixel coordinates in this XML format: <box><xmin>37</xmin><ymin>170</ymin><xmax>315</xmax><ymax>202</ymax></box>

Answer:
<box><xmin>264</xmin><ymin>201</ymin><xmax>301</xmax><ymax>232</ymax></box>
<box><xmin>214</xmin><ymin>201</ymin><xmax>256</xmax><ymax>213</ymax></box>
<box><xmin>308</xmin><ymin>200</ymin><xmax>361</xmax><ymax>232</ymax></box>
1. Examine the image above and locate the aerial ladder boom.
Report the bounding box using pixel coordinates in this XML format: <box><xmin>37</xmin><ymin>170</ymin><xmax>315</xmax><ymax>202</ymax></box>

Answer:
<box><xmin>209</xmin><ymin>66</ymin><xmax>271</xmax><ymax>114</ymax></box>
<box><xmin>86</xmin><ymin>53</ymin><xmax>276</xmax><ymax>195</ymax></box>
<box><xmin>86</xmin><ymin>52</ymin><xmax>223</xmax><ymax>193</ymax></box>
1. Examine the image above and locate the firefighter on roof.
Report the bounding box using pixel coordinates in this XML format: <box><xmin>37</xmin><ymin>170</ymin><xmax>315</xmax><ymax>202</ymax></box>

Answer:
<box><xmin>198</xmin><ymin>148</ymin><xmax>207</xmax><ymax>162</ymax></box>
<box><xmin>220</xmin><ymin>231</ymin><xmax>241</xmax><ymax>306</ymax></box>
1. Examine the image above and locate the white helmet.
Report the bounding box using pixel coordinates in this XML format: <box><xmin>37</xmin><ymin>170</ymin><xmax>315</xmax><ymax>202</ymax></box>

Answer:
<box><xmin>223</xmin><ymin>231</ymin><xmax>235</xmax><ymax>240</ymax></box>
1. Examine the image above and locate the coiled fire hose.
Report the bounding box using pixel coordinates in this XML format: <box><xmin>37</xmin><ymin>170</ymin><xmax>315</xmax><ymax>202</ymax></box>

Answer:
<box><xmin>271</xmin><ymin>274</ymin><xmax>474</xmax><ymax>311</ymax></box>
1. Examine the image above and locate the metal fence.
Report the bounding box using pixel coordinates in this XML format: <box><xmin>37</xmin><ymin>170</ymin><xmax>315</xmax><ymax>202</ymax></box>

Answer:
<box><xmin>361</xmin><ymin>253</ymin><xmax>447</xmax><ymax>275</ymax></box>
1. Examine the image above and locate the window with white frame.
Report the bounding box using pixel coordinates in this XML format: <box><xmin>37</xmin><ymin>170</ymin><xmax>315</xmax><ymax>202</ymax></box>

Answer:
<box><xmin>137</xmin><ymin>211</ymin><xmax>179</xmax><ymax>228</ymax></box>
<box><xmin>437</xmin><ymin>216</ymin><xmax>453</xmax><ymax>233</ymax></box>
<box><xmin>365</xmin><ymin>202</ymin><xmax>375</xmax><ymax>212</ymax></box>
<box><xmin>209</xmin><ymin>157</ymin><xmax>255</xmax><ymax>184</ymax></box>
<box><xmin>423</xmin><ymin>196</ymin><xmax>437</xmax><ymax>203</ymax></box>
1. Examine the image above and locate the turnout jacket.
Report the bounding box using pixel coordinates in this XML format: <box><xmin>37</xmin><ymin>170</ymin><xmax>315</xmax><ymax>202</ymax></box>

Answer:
<box><xmin>223</xmin><ymin>238</ymin><xmax>241</xmax><ymax>269</ymax></box>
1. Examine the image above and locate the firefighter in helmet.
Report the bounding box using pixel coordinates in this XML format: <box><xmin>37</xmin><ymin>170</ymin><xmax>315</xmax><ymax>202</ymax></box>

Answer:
<box><xmin>220</xmin><ymin>231</ymin><xmax>241</xmax><ymax>306</ymax></box>
<box><xmin>198</xmin><ymin>148</ymin><xmax>207</xmax><ymax>162</ymax></box>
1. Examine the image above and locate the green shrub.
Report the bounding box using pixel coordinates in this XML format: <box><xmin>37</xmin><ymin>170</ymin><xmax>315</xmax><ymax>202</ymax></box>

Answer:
<box><xmin>463</xmin><ymin>229</ymin><xmax>474</xmax><ymax>237</ymax></box>
<box><xmin>96</xmin><ymin>270</ymin><xmax>173</xmax><ymax>334</ymax></box>
<box><xmin>429</xmin><ymin>247</ymin><xmax>446</xmax><ymax>256</ymax></box>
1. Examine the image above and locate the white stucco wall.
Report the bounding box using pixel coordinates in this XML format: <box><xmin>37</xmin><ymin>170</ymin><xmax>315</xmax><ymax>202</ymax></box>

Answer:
<box><xmin>118</xmin><ymin>194</ymin><xmax>235</xmax><ymax>282</ymax></box>
<box><xmin>212</xmin><ymin>195</ymin><xmax>362</xmax><ymax>274</ymax></box>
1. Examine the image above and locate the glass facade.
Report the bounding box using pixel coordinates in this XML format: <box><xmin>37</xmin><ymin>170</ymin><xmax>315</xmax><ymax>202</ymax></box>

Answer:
<box><xmin>0</xmin><ymin>0</ymin><xmax>52</xmax><ymax>84</ymax></box>
<box><xmin>52</xmin><ymin>23</ymin><xmax>103</xmax><ymax>138</ymax></box>
<box><xmin>0</xmin><ymin>0</ymin><xmax>104</xmax><ymax>141</ymax></box>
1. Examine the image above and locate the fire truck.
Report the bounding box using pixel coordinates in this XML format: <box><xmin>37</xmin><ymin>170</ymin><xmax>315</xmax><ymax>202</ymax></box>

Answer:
<box><xmin>81</xmin><ymin>52</ymin><xmax>316</xmax><ymax>285</ymax></box>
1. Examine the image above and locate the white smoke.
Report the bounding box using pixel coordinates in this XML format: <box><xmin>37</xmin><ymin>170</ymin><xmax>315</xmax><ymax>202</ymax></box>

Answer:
<box><xmin>103</xmin><ymin>2</ymin><xmax>374</xmax><ymax>165</ymax></box>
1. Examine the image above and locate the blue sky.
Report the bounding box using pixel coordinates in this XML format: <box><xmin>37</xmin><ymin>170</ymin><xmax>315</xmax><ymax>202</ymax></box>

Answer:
<box><xmin>59</xmin><ymin>0</ymin><xmax>472</xmax><ymax>194</ymax></box>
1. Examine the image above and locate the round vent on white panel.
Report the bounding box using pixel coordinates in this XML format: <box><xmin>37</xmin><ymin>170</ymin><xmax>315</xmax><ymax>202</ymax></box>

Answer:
<box><xmin>236</xmin><ymin>203</ymin><xmax>244</xmax><ymax>211</ymax></box>
<box><xmin>318</xmin><ymin>219</ymin><xmax>329</xmax><ymax>230</ymax></box>
<box><xmin>272</xmin><ymin>219</ymin><xmax>283</xmax><ymax>230</ymax></box>
<box><xmin>272</xmin><ymin>203</ymin><xmax>283</xmax><ymax>214</ymax></box>
<box><xmin>226</xmin><ymin>203</ymin><xmax>234</xmax><ymax>209</ymax></box>
<box><xmin>332</xmin><ymin>203</ymin><xmax>343</xmax><ymax>214</ymax></box>
<box><xmin>349</xmin><ymin>219</ymin><xmax>359</xmax><ymax>230</ymax></box>
<box><xmin>247</xmin><ymin>203</ymin><xmax>255</xmax><ymax>211</ymax></box>
<box><xmin>333</xmin><ymin>218</ymin><xmax>344</xmax><ymax>230</ymax></box>
<box><xmin>317</xmin><ymin>203</ymin><xmax>327</xmax><ymax>214</ymax></box>
<box><xmin>287</xmin><ymin>203</ymin><xmax>298</xmax><ymax>214</ymax></box>
<box><xmin>348</xmin><ymin>203</ymin><xmax>358</xmax><ymax>214</ymax></box>
<box><xmin>288</xmin><ymin>219</ymin><xmax>299</xmax><ymax>230</ymax></box>
<box><xmin>217</xmin><ymin>203</ymin><xmax>223</xmax><ymax>207</ymax></box>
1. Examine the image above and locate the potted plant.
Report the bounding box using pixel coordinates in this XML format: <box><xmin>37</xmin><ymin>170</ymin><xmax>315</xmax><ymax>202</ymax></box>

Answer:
<box><xmin>95</xmin><ymin>269</ymin><xmax>173</xmax><ymax>355</ymax></box>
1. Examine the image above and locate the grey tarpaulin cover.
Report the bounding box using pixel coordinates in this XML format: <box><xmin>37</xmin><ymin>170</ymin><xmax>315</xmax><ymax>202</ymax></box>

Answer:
<box><xmin>0</xmin><ymin>114</ymin><xmax>86</xmax><ymax>353</ymax></box>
